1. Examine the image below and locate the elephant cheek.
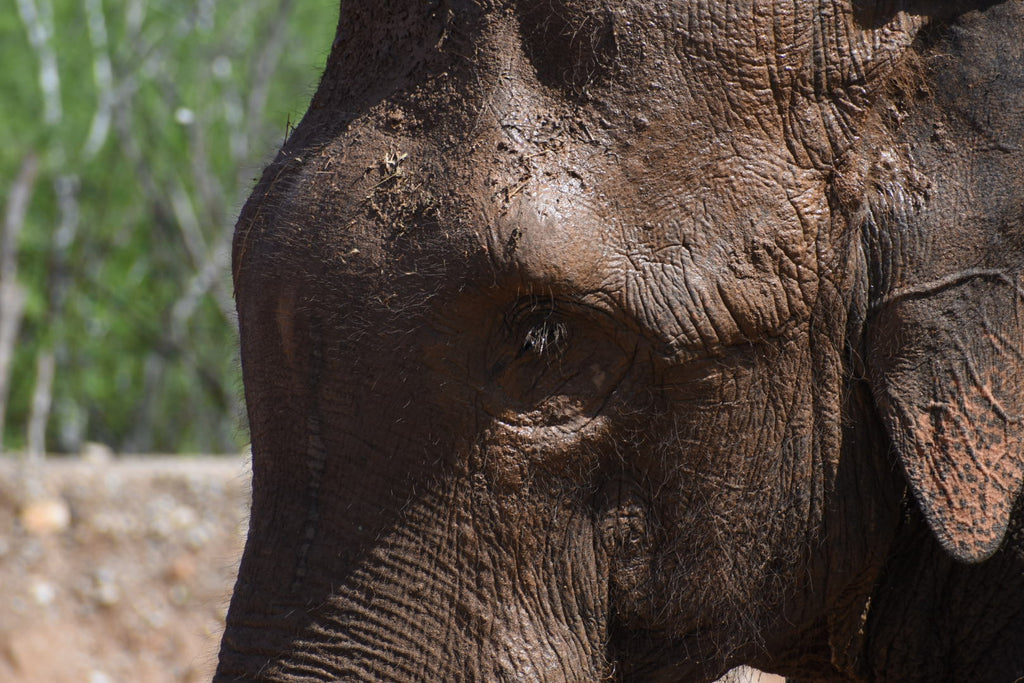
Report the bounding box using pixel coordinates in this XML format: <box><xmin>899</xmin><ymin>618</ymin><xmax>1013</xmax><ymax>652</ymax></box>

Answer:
<box><xmin>598</xmin><ymin>478</ymin><xmax>655</xmax><ymax>623</ymax></box>
<box><xmin>274</xmin><ymin>283</ymin><xmax>299</xmax><ymax>367</ymax></box>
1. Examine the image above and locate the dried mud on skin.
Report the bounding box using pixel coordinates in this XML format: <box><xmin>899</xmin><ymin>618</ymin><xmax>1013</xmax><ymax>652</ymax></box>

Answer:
<box><xmin>0</xmin><ymin>456</ymin><xmax>780</xmax><ymax>683</ymax></box>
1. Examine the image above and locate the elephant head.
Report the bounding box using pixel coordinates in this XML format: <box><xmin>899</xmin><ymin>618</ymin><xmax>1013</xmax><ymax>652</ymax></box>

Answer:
<box><xmin>216</xmin><ymin>1</ymin><xmax>1024</xmax><ymax>681</ymax></box>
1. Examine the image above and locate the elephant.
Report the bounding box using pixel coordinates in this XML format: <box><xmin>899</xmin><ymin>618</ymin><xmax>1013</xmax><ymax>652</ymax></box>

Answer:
<box><xmin>215</xmin><ymin>1</ymin><xmax>1024</xmax><ymax>681</ymax></box>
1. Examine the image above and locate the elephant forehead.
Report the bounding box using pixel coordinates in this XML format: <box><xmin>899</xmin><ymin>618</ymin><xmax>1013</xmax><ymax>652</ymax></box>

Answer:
<box><xmin>267</xmin><ymin>0</ymin><xmax>928</xmax><ymax>333</ymax></box>
<box><xmin>313</xmin><ymin>0</ymin><xmax>925</xmax><ymax>170</ymax></box>
<box><xmin>483</xmin><ymin>142</ymin><xmax>825</xmax><ymax>357</ymax></box>
<box><xmin>261</xmin><ymin>108</ymin><xmax>828</xmax><ymax>363</ymax></box>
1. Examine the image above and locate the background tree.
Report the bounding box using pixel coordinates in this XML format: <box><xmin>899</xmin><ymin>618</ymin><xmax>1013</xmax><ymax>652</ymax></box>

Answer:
<box><xmin>0</xmin><ymin>0</ymin><xmax>336</xmax><ymax>454</ymax></box>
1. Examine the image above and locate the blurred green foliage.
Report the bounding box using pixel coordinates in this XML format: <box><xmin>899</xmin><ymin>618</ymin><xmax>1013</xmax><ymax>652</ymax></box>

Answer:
<box><xmin>1</xmin><ymin>0</ymin><xmax>337</xmax><ymax>453</ymax></box>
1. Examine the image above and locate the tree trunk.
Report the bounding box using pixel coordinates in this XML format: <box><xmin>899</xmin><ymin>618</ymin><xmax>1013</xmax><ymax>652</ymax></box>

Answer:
<box><xmin>26</xmin><ymin>351</ymin><xmax>55</xmax><ymax>460</ymax></box>
<box><xmin>0</xmin><ymin>154</ymin><xmax>39</xmax><ymax>453</ymax></box>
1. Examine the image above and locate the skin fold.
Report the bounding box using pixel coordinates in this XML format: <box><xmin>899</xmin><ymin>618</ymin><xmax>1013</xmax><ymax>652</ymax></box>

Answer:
<box><xmin>216</xmin><ymin>1</ymin><xmax>1024</xmax><ymax>681</ymax></box>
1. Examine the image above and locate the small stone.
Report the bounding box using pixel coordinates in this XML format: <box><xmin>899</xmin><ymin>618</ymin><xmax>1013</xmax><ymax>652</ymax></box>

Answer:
<box><xmin>185</xmin><ymin>524</ymin><xmax>211</xmax><ymax>549</ymax></box>
<box><xmin>168</xmin><ymin>504</ymin><xmax>198</xmax><ymax>530</ymax></box>
<box><xmin>80</xmin><ymin>441</ymin><xmax>115</xmax><ymax>464</ymax></box>
<box><xmin>88</xmin><ymin>670</ymin><xmax>113</xmax><ymax>683</ymax></box>
<box><xmin>166</xmin><ymin>554</ymin><xmax>197</xmax><ymax>583</ymax></box>
<box><xmin>144</xmin><ymin>607</ymin><xmax>168</xmax><ymax>629</ymax></box>
<box><xmin>20</xmin><ymin>498</ymin><xmax>71</xmax><ymax>535</ymax></box>
<box><xmin>95</xmin><ymin>582</ymin><xmax>120</xmax><ymax>607</ymax></box>
<box><xmin>170</xmin><ymin>584</ymin><xmax>190</xmax><ymax>606</ymax></box>
<box><xmin>93</xmin><ymin>568</ymin><xmax>120</xmax><ymax>607</ymax></box>
<box><xmin>28</xmin><ymin>578</ymin><xmax>56</xmax><ymax>606</ymax></box>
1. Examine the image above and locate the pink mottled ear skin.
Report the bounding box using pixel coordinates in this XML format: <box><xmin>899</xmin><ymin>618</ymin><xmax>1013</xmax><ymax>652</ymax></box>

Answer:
<box><xmin>871</xmin><ymin>284</ymin><xmax>1024</xmax><ymax>562</ymax></box>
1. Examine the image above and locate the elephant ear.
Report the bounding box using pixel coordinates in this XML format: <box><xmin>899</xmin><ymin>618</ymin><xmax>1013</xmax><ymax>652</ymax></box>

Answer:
<box><xmin>869</xmin><ymin>284</ymin><xmax>1024</xmax><ymax>563</ymax></box>
<box><xmin>865</xmin><ymin>0</ymin><xmax>1024</xmax><ymax>563</ymax></box>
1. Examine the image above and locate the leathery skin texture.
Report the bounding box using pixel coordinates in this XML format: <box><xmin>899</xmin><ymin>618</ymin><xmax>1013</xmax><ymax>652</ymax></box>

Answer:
<box><xmin>216</xmin><ymin>1</ymin><xmax>1024</xmax><ymax>681</ymax></box>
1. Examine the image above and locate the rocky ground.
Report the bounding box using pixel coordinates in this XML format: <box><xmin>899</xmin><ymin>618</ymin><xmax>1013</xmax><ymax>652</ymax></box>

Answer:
<box><xmin>0</xmin><ymin>454</ymin><xmax>782</xmax><ymax>683</ymax></box>
<box><xmin>0</xmin><ymin>454</ymin><xmax>249</xmax><ymax>683</ymax></box>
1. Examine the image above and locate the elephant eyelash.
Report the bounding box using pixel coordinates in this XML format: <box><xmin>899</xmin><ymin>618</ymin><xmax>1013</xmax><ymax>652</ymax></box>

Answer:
<box><xmin>505</xmin><ymin>297</ymin><xmax>570</xmax><ymax>359</ymax></box>
<box><xmin>517</xmin><ymin>317</ymin><xmax>569</xmax><ymax>358</ymax></box>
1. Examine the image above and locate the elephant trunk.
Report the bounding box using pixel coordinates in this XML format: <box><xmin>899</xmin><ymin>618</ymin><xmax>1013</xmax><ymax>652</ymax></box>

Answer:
<box><xmin>215</xmin><ymin>475</ymin><xmax>613</xmax><ymax>682</ymax></box>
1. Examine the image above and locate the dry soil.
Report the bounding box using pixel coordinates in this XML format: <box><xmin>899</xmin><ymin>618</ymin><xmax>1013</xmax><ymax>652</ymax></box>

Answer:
<box><xmin>0</xmin><ymin>455</ymin><xmax>248</xmax><ymax>683</ymax></box>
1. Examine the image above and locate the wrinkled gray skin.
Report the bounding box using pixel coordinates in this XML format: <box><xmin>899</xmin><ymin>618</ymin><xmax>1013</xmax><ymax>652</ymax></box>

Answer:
<box><xmin>216</xmin><ymin>1</ymin><xmax>1024</xmax><ymax>681</ymax></box>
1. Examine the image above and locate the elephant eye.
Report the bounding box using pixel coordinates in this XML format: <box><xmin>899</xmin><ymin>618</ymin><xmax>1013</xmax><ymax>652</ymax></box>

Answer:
<box><xmin>505</xmin><ymin>298</ymin><xmax>570</xmax><ymax>360</ymax></box>
<box><xmin>486</xmin><ymin>295</ymin><xmax>629</xmax><ymax>417</ymax></box>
